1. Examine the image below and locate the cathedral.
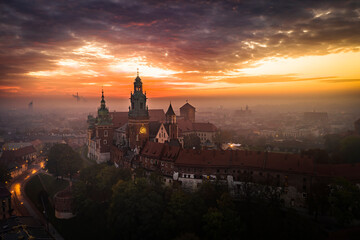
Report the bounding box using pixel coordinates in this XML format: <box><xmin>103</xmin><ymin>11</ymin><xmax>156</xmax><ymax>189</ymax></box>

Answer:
<box><xmin>87</xmin><ymin>71</ymin><xmax>184</xmax><ymax>163</ymax></box>
<box><xmin>84</xmin><ymin>71</ymin><xmax>360</xmax><ymax>210</ymax></box>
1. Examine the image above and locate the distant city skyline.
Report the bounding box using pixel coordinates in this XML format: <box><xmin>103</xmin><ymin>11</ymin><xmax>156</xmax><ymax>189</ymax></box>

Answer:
<box><xmin>0</xmin><ymin>0</ymin><xmax>359</xmax><ymax>100</ymax></box>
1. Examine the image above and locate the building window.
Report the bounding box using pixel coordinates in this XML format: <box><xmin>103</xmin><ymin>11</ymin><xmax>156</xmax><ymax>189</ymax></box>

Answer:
<box><xmin>103</xmin><ymin>140</ymin><xmax>107</xmax><ymax>144</ymax></box>
<box><xmin>104</xmin><ymin>130</ymin><xmax>108</xmax><ymax>137</ymax></box>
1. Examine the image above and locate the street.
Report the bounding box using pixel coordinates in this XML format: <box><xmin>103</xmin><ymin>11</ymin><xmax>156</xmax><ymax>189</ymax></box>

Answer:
<box><xmin>9</xmin><ymin>160</ymin><xmax>64</xmax><ymax>240</ymax></box>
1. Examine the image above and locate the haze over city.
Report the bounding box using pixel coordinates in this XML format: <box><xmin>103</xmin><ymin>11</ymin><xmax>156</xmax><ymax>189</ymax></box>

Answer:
<box><xmin>1</xmin><ymin>1</ymin><xmax>360</xmax><ymax>240</ymax></box>
<box><xmin>1</xmin><ymin>0</ymin><xmax>359</xmax><ymax>112</ymax></box>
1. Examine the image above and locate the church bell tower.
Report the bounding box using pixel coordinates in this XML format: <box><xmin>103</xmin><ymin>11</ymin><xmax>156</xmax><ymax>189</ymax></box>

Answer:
<box><xmin>128</xmin><ymin>70</ymin><xmax>149</xmax><ymax>149</ymax></box>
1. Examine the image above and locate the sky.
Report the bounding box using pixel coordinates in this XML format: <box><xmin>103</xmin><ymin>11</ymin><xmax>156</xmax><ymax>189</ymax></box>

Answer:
<box><xmin>0</xmin><ymin>0</ymin><xmax>360</xmax><ymax>107</ymax></box>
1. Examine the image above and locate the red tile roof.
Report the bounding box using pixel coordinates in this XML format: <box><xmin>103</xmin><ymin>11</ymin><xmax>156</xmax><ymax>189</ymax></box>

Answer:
<box><xmin>175</xmin><ymin>149</ymin><xmax>314</xmax><ymax>174</ymax></box>
<box><xmin>31</xmin><ymin>139</ymin><xmax>42</xmax><ymax>147</ymax></box>
<box><xmin>111</xmin><ymin>109</ymin><xmax>165</xmax><ymax>128</ymax></box>
<box><xmin>139</xmin><ymin>142</ymin><xmax>360</xmax><ymax>180</ymax></box>
<box><xmin>149</xmin><ymin>109</ymin><xmax>165</xmax><ymax>122</ymax></box>
<box><xmin>140</xmin><ymin>141</ymin><xmax>181</xmax><ymax>162</ymax></box>
<box><xmin>192</xmin><ymin>122</ymin><xmax>217</xmax><ymax>132</ymax></box>
<box><xmin>0</xmin><ymin>151</ymin><xmax>25</xmax><ymax>169</ymax></box>
<box><xmin>316</xmin><ymin>163</ymin><xmax>360</xmax><ymax>181</ymax></box>
<box><xmin>265</xmin><ymin>152</ymin><xmax>314</xmax><ymax>173</ymax></box>
<box><xmin>141</xmin><ymin>141</ymin><xmax>164</xmax><ymax>159</ymax></box>
<box><xmin>180</xmin><ymin>103</ymin><xmax>195</xmax><ymax>110</ymax></box>
<box><xmin>177</xmin><ymin>119</ymin><xmax>217</xmax><ymax>132</ymax></box>
<box><xmin>177</xmin><ymin>119</ymin><xmax>193</xmax><ymax>132</ymax></box>
<box><xmin>14</xmin><ymin>145</ymin><xmax>36</xmax><ymax>157</ymax></box>
<box><xmin>110</xmin><ymin>112</ymin><xmax>128</xmax><ymax>128</ymax></box>
<box><xmin>162</xmin><ymin>144</ymin><xmax>181</xmax><ymax>162</ymax></box>
<box><xmin>149</xmin><ymin>122</ymin><xmax>162</xmax><ymax>138</ymax></box>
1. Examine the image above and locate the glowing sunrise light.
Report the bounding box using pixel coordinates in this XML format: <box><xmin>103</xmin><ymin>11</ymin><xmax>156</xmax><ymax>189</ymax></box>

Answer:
<box><xmin>109</xmin><ymin>57</ymin><xmax>180</xmax><ymax>78</ymax></box>
<box><xmin>312</xmin><ymin>9</ymin><xmax>332</xmax><ymax>18</ymax></box>
<box><xmin>166</xmin><ymin>81</ymin><xmax>242</xmax><ymax>89</ymax></box>
<box><xmin>27</xmin><ymin>70</ymin><xmax>71</xmax><ymax>77</ymax></box>
<box><xmin>27</xmin><ymin>69</ymin><xmax>99</xmax><ymax>77</ymax></box>
<box><xmin>73</xmin><ymin>42</ymin><xmax>114</xmax><ymax>59</ymax></box>
<box><xmin>238</xmin><ymin>51</ymin><xmax>360</xmax><ymax>79</ymax></box>
<box><xmin>1</xmin><ymin>1</ymin><xmax>359</xmax><ymax>99</ymax></box>
<box><xmin>56</xmin><ymin>59</ymin><xmax>89</xmax><ymax>68</ymax></box>
<box><xmin>81</xmin><ymin>82</ymin><xmax>97</xmax><ymax>85</ymax></box>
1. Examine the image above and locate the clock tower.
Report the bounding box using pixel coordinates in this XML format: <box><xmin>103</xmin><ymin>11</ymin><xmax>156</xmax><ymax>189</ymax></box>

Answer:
<box><xmin>128</xmin><ymin>70</ymin><xmax>149</xmax><ymax>149</ymax></box>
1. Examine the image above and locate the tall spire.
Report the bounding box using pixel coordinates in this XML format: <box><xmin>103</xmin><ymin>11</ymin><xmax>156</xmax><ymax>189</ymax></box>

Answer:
<box><xmin>166</xmin><ymin>102</ymin><xmax>176</xmax><ymax>123</ymax></box>
<box><xmin>100</xmin><ymin>87</ymin><xmax>106</xmax><ymax>109</ymax></box>
<box><xmin>134</xmin><ymin>69</ymin><xmax>143</xmax><ymax>92</ymax></box>
<box><xmin>129</xmin><ymin>70</ymin><xmax>148</xmax><ymax>118</ymax></box>
<box><xmin>97</xmin><ymin>87</ymin><xmax>112</xmax><ymax>125</ymax></box>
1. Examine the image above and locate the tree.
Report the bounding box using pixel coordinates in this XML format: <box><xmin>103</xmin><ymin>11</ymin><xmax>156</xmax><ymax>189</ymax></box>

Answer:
<box><xmin>161</xmin><ymin>189</ymin><xmax>195</xmax><ymax>238</ymax></box>
<box><xmin>306</xmin><ymin>180</ymin><xmax>330</xmax><ymax>219</ymax></box>
<box><xmin>324</xmin><ymin>134</ymin><xmax>341</xmax><ymax>154</ymax></box>
<box><xmin>184</xmin><ymin>133</ymin><xmax>201</xmax><ymax>150</ymax></box>
<box><xmin>97</xmin><ymin>166</ymin><xmax>131</xmax><ymax>199</ymax></box>
<box><xmin>329</xmin><ymin>178</ymin><xmax>360</xmax><ymax>225</ymax></box>
<box><xmin>47</xmin><ymin>144</ymin><xmax>82</xmax><ymax>179</ymax></box>
<box><xmin>108</xmin><ymin>178</ymin><xmax>165</xmax><ymax>239</ymax></box>
<box><xmin>339</xmin><ymin>135</ymin><xmax>360</xmax><ymax>163</ymax></box>
<box><xmin>213</xmin><ymin>129</ymin><xmax>233</xmax><ymax>148</ymax></box>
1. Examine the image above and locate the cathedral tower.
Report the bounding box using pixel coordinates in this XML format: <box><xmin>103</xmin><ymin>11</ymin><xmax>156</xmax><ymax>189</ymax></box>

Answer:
<box><xmin>128</xmin><ymin>70</ymin><xmax>149</xmax><ymax>149</ymax></box>
<box><xmin>92</xmin><ymin>89</ymin><xmax>113</xmax><ymax>163</ymax></box>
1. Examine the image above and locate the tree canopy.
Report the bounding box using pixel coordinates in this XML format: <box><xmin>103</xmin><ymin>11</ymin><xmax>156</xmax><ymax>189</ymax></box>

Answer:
<box><xmin>47</xmin><ymin>144</ymin><xmax>82</xmax><ymax>178</ymax></box>
<box><xmin>183</xmin><ymin>133</ymin><xmax>201</xmax><ymax>150</ymax></box>
<box><xmin>64</xmin><ymin>164</ymin><xmax>329</xmax><ymax>240</ymax></box>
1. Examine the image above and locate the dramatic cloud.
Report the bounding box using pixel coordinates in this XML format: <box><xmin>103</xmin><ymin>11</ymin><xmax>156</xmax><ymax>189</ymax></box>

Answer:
<box><xmin>0</xmin><ymin>0</ymin><xmax>359</xmax><ymax>98</ymax></box>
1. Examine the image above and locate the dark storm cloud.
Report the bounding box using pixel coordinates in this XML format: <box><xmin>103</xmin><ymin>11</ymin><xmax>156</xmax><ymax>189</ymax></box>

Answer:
<box><xmin>0</xmin><ymin>0</ymin><xmax>359</xmax><ymax>78</ymax></box>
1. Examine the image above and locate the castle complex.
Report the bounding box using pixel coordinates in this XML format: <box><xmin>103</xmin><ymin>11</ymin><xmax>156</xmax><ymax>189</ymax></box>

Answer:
<box><xmin>87</xmin><ymin>72</ymin><xmax>360</xmax><ymax>208</ymax></box>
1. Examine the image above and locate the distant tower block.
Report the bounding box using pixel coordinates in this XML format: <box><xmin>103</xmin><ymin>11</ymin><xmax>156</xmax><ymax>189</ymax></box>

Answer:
<box><xmin>180</xmin><ymin>102</ymin><xmax>195</xmax><ymax>122</ymax></box>
<box><xmin>28</xmin><ymin>101</ymin><xmax>33</xmax><ymax>111</ymax></box>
